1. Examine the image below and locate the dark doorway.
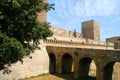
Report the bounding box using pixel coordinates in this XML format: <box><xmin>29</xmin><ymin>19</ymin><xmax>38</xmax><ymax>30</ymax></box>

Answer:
<box><xmin>78</xmin><ymin>57</ymin><xmax>92</xmax><ymax>77</ymax></box>
<box><xmin>49</xmin><ymin>54</ymin><xmax>56</xmax><ymax>74</ymax></box>
<box><xmin>62</xmin><ymin>54</ymin><xmax>73</xmax><ymax>74</ymax></box>
<box><xmin>103</xmin><ymin>61</ymin><xmax>115</xmax><ymax>80</ymax></box>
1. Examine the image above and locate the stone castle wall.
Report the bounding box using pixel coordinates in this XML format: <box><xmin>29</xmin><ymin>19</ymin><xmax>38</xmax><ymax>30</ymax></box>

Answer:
<box><xmin>37</xmin><ymin>0</ymin><xmax>47</xmax><ymax>22</ymax></box>
<box><xmin>50</xmin><ymin>27</ymin><xmax>83</xmax><ymax>38</ymax></box>
<box><xmin>0</xmin><ymin>40</ymin><xmax>49</xmax><ymax>80</ymax></box>
<box><xmin>106</xmin><ymin>37</ymin><xmax>120</xmax><ymax>49</ymax></box>
<box><xmin>50</xmin><ymin>20</ymin><xmax>100</xmax><ymax>41</ymax></box>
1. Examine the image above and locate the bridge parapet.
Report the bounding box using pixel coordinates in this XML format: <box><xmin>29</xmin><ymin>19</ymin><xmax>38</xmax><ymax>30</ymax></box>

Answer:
<box><xmin>44</xmin><ymin>39</ymin><xmax>114</xmax><ymax>49</ymax></box>
<box><xmin>45</xmin><ymin>36</ymin><xmax>114</xmax><ymax>46</ymax></box>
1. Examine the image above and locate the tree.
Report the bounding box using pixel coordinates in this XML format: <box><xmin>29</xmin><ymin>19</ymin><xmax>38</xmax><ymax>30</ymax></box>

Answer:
<box><xmin>73</xmin><ymin>29</ymin><xmax>77</xmax><ymax>37</ymax></box>
<box><xmin>0</xmin><ymin>0</ymin><xmax>53</xmax><ymax>69</ymax></box>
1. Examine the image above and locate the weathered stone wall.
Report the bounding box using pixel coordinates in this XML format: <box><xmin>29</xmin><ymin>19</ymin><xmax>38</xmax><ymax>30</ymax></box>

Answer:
<box><xmin>46</xmin><ymin>35</ymin><xmax>114</xmax><ymax>49</ymax></box>
<box><xmin>0</xmin><ymin>40</ymin><xmax>49</xmax><ymax>80</ymax></box>
<box><xmin>37</xmin><ymin>10</ymin><xmax>47</xmax><ymax>22</ymax></box>
<box><xmin>50</xmin><ymin>27</ymin><xmax>83</xmax><ymax>38</ymax></box>
<box><xmin>82</xmin><ymin>20</ymin><xmax>100</xmax><ymax>41</ymax></box>
<box><xmin>46</xmin><ymin>46</ymin><xmax>120</xmax><ymax>80</ymax></box>
<box><xmin>37</xmin><ymin>0</ymin><xmax>47</xmax><ymax>22</ymax></box>
<box><xmin>106</xmin><ymin>36</ymin><xmax>120</xmax><ymax>49</ymax></box>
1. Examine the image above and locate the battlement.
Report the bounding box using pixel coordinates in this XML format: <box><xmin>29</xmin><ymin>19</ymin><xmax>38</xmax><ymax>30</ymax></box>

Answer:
<box><xmin>50</xmin><ymin>20</ymin><xmax>100</xmax><ymax>41</ymax></box>
<box><xmin>50</xmin><ymin>27</ymin><xmax>83</xmax><ymax>38</ymax></box>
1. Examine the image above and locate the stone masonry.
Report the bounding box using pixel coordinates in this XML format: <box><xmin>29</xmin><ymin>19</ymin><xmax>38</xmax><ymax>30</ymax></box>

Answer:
<box><xmin>51</xmin><ymin>20</ymin><xmax>100</xmax><ymax>41</ymax></box>
<box><xmin>106</xmin><ymin>36</ymin><xmax>120</xmax><ymax>49</ymax></box>
<box><xmin>82</xmin><ymin>20</ymin><xmax>100</xmax><ymax>41</ymax></box>
<box><xmin>0</xmin><ymin>40</ymin><xmax>49</xmax><ymax>80</ymax></box>
<box><xmin>50</xmin><ymin>27</ymin><xmax>83</xmax><ymax>38</ymax></box>
<box><xmin>0</xmin><ymin>0</ymin><xmax>120</xmax><ymax>80</ymax></box>
<box><xmin>37</xmin><ymin>0</ymin><xmax>47</xmax><ymax>22</ymax></box>
<box><xmin>46</xmin><ymin>46</ymin><xmax>120</xmax><ymax>80</ymax></box>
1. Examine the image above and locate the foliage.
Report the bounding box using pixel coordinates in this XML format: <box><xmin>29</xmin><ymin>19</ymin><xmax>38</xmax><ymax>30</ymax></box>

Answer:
<box><xmin>73</xmin><ymin>29</ymin><xmax>77</xmax><ymax>37</ymax></box>
<box><xmin>0</xmin><ymin>32</ymin><xmax>28</xmax><ymax>68</ymax></box>
<box><xmin>0</xmin><ymin>0</ymin><xmax>53</xmax><ymax>69</ymax></box>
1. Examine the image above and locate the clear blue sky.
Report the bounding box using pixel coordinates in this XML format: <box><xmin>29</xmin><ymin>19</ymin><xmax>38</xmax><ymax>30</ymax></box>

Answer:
<box><xmin>47</xmin><ymin>0</ymin><xmax>120</xmax><ymax>41</ymax></box>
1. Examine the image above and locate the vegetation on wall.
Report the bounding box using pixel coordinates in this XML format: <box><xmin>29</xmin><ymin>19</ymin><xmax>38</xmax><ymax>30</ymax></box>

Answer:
<box><xmin>0</xmin><ymin>0</ymin><xmax>54</xmax><ymax>69</ymax></box>
<box><xmin>73</xmin><ymin>29</ymin><xmax>77</xmax><ymax>37</ymax></box>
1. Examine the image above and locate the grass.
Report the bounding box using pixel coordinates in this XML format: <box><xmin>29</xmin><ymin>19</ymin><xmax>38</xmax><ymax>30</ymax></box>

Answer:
<box><xmin>19</xmin><ymin>73</ymin><xmax>50</xmax><ymax>80</ymax></box>
<box><xmin>19</xmin><ymin>73</ymin><xmax>96</xmax><ymax>80</ymax></box>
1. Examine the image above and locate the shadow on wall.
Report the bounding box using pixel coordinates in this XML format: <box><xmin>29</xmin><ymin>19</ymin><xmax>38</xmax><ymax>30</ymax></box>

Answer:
<box><xmin>48</xmin><ymin>53</ymin><xmax>97</xmax><ymax>80</ymax></box>
<box><xmin>103</xmin><ymin>61</ymin><xmax>120</xmax><ymax>80</ymax></box>
<box><xmin>49</xmin><ymin>53</ymin><xmax>56</xmax><ymax>74</ymax></box>
<box><xmin>62</xmin><ymin>54</ymin><xmax>73</xmax><ymax>74</ymax></box>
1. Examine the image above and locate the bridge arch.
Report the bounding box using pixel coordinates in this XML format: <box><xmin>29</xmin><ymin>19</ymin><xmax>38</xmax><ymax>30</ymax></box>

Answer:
<box><xmin>103</xmin><ymin>61</ymin><xmax>120</xmax><ymax>80</ymax></box>
<box><xmin>49</xmin><ymin>53</ymin><xmax>56</xmax><ymax>74</ymax></box>
<box><xmin>61</xmin><ymin>53</ymin><xmax>73</xmax><ymax>74</ymax></box>
<box><xmin>78</xmin><ymin>57</ymin><xmax>97</xmax><ymax>78</ymax></box>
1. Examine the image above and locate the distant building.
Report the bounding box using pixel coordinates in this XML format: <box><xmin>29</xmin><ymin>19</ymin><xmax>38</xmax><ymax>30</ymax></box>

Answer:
<box><xmin>50</xmin><ymin>20</ymin><xmax>100</xmax><ymax>41</ymax></box>
<box><xmin>82</xmin><ymin>20</ymin><xmax>100</xmax><ymax>41</ymax></box>
<box><xmin>106</xmin><ymin>37</ymin><xmax>120</xmax><ymax>49</ymax></box>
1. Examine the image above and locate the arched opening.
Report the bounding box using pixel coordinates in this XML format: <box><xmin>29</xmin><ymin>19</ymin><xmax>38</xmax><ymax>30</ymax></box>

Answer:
<box><xmin>78</xmin><ymin>57</ymin><xmax>96</xmax><ymax>79</ymax></box>
<box><xmin>103</xmin><ymin>61</ymin><xmax>115</xmax><ymax>80</ymax></box>
<box><xmin>49</xmin><ymin>53</ymin><xmax>56</xmax><ymax>74</ymax></box>
<box><xmin>112</xmin><ymin>62</ymin><xmax>120</xmax><ymax>80</ymax></box>
<box><xmin>62</xmin><ymin>54</ymin><xmax>73</xmax><ymax>74</ymax></box>
<box><xmin>89</xmin><ymin>60</ymin><xmax>96</xmax><ymax>77</ymax></box>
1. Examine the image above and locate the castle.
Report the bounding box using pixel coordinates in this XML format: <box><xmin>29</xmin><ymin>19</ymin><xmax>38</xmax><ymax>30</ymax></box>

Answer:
<box><xmin>106</xmin><ymin>36</ymin><xmax>120</xmax><ymax>49</ymax></box>
<box><xmin>50</xmin><ymin>19</ymin><xmax>100</xmax><ymax>42</ymax></box>
<box><xmin>0</xmin><ymin>0</ymin><xmax>120</xmax><ymax>80</ymax></box>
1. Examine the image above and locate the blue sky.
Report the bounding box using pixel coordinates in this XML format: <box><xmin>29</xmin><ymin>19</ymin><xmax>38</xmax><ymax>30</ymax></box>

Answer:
<box><xmin>47</xmin><ymin>0</ymin><xmax>120</xmax><ymax>41</ymax></box>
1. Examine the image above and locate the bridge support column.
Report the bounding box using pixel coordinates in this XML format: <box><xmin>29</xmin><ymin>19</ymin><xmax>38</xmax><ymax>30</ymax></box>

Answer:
<box><xmin>96</xmin><ymin>65</ymin><xmax>104</xmax><ymax>80</ymax></box>
<box><xmin>56</xmin><ymin>55</ymin><xmax>62</xmax><ymax>74</ymax></box>
<box><xmin>73</xmin><ymin>59</ymin><xmax>79</xmax><ymax>78</ymax></box>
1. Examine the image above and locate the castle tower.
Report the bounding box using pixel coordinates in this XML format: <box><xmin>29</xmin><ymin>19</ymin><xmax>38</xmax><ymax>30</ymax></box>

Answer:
<box><xmin>37</xmin><ymin>0</ymin><xmax>47</xmax><ymax>22</ymax></box>
<box><xmin>82</xmin><ymin>20</ymin><xmax>100</xmax><ymax>41</ymax></box>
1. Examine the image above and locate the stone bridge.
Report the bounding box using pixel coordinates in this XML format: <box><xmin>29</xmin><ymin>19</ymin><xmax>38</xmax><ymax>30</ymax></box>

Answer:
<box><xmin>44</xmin><ymin>39</ymin><xmax>120</xmax><ymax>80</ymax></box>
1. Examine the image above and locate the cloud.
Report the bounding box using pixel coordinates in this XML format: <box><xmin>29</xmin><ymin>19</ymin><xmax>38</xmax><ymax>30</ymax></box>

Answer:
<box><xmin>51</xmin><ymin>0</ymin><xmax>119</xmax><ymax>18</ymax></box>
<box><xmin>110</xmin><ymin>17</ymin><xmax>120</xmax><ymax>24</ymax></box>
<box><xmin>48</xmin><ymin>0</ymin><xmax>120</xmax><ymax>41</ymax></box>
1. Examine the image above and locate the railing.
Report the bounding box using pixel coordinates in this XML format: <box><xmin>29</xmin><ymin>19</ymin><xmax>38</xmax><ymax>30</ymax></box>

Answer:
<box><xmin>44</xmin><ymin>39</ymin><xmax>114</xmax><ymax>47</ymax></box>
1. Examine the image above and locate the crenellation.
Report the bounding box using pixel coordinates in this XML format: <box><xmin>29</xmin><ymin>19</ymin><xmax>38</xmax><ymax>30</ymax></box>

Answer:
<box><xmin>48</xmin><ymin>20</ymin><xmax>114</xmax><ymax>48</ymax></box>
<box><xmin>50</xmin><ymin>20</ymin><xmax>101</xmax><ymax>44</ymax></box>
<box><xmin>1</xmin><ymin>0</ymin><xmax>120</xmax><ymax>80</ymax></box>
<box><xmin>50</xmin><ymin>27</ymin><xmax>83</xmax><ymax>38</ymax></box>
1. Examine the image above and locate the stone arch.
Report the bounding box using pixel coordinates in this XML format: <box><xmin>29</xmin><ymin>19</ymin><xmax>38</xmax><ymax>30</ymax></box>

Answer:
<box><xmin>61</xmin><ymin>54</ymin><xmax>73</xmax><ymax>74</ymax></box>
<box><xmin>103</xmin><ymin>61</ymin><xmax>115</xmax><ymax>80</ymax></box>
<box><xmin>103</xmin><ymin>61</ymin><xmax>120</xmax><ymax>80</ymax></box>
<box><xmin>89</xmin><ymin>60</ymin><xmax>96</xmax><ymax>76</ymax></box>
<box><xmin>78</xmin><ymin>57</ymin><xmax>97</xmax><ymax>77</ymax></box>
<box><xmin>49</xmin><ymin>53</ymin><xmax>56</xmax><ymax>74</ymax></box>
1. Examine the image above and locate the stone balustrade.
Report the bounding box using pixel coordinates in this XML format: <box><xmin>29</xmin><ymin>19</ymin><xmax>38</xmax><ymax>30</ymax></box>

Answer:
<box><xmin>45</xmin><ymin>36</ymin><xmax>114</xmax><ymax>47</ymax></box>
